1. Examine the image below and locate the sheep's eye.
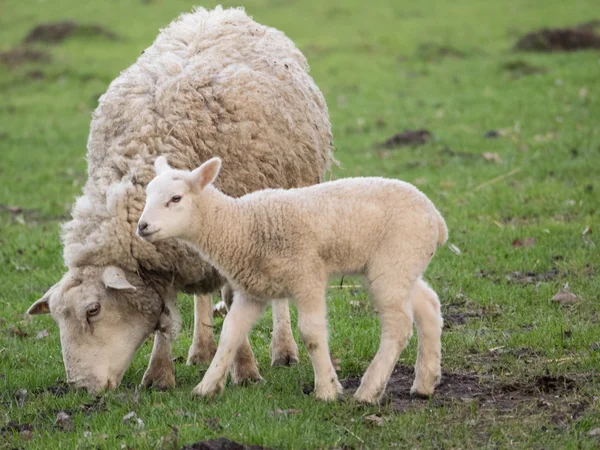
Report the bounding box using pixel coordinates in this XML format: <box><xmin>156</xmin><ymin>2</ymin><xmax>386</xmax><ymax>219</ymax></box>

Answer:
<box><xmin>87</xmin><ymin>304</ymin><xmax>100</xmax><ymax>317</ymax></box>
<box><xmin>171</xmin><ymin>195</ymin><xmax>182</xmax><ymax>203</ymax></box>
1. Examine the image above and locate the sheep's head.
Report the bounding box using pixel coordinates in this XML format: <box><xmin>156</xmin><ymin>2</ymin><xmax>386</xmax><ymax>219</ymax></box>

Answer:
<box><xmin>137</xmin><ymin>156</ymin><xmax>221</xmax><ymax>243</ymax></box>
<box><xmin>26</xmin><ymin>266</ymin><xmax>165</xmax><ymax>393</ymax></box>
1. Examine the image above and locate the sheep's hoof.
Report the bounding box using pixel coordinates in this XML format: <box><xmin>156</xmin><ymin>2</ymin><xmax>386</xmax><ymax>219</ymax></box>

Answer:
<box><xmin>141</xmin><ymin>366</ymin><xmax>175</xmax><ymax>390</ymax></box>
<box><xmin>270</xmin><ymin>344</ymin><xmax>299</xmax><ymax>367</ymax></box>
<box><xmin>186</xmin><ymin>342</ymin><xmax>217</xmax><ymax>366</ymax></box>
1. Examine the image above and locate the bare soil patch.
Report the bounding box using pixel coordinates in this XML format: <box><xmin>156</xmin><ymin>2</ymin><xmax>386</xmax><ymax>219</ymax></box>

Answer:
<box><xmin>0</xmin><ymin>48</ymin><xmax>50</xmax><ymax>67</ymax></box>
<box><xmin>515</xmin><ymin>22</ymin><xmax>600</xmax><ymax>52</ymax></box>
<box><xmin>442</xmin><ymin>297</ymin><xmax>501</xmax><ymax>329</ymax></box>
<box><xmin>341</xmin><ymin>364</ymin><xmax>583</xmax><ymax>413</ymax></box>
<box><xmin>181</xmin><ymin>438</ymin><xmax>271</xmax><ymax>450</ymax></box>
<box><xmin>377</xmin><ymin>130</ymin><xmax>432</xmax><ymax>149</ymax></box>
<box><xmin>23</xmin><ymin>21</ymin><xmax>118</xmax><ymax>44</ymax></box>
<box><xmin>502</xmin><ymin>60</ymin><xmax>547</xmax><ymax>78</ymax></box>
<box><xmin>505</xmin><ymin>269</ymin><xmax>559</xmax><ymax>284</ymax></box>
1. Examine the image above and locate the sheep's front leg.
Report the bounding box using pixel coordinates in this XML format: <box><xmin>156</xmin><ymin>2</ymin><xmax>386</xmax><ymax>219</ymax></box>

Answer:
<box><xmin>142</xmin><ymin>331</ymin><xmax>175</xmax><ymax>389</ymax></box>
<box><xmin>296</xmin><ymin>291</ymin><xmax>342</xmax><ymax>401</ymax></box>
<box><xmin>187</xmin><ymin>294</ymin><xmax>217</xmax><ymax>365</ymax></box>
<box><xmin>270</xmin><ymin>300</ymin><xmax>299</xmax><ymax>367</ymax></box>
<box><xmin>192</xmin><ymin>292</ymin><xmax>265</xmax><ymax>398</ymax></box>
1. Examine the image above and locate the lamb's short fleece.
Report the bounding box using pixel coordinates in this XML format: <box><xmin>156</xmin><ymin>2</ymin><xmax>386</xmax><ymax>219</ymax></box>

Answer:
<box><xmin>138</xmin><ymin>157</ymin><xmax>447</xmax><ymax>403</ymax></box>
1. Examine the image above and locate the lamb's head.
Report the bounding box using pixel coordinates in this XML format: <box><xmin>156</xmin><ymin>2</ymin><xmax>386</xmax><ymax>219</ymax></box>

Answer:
<box><xmin>27</xmin><ymin>265</ymin><xmax>166</xmax><ymax>393</ymax></box>
<box><xmin>137</xmin><ymin>156</ymin><xmax>222</xmax><ymax>243</ymax></box>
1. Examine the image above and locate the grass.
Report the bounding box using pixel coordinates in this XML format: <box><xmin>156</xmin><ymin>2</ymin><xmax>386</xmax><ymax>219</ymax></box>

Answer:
<box><xmin>1</xmin><ymin>0</ymin><xmax>599</xmax><ymax>448</ymax></box>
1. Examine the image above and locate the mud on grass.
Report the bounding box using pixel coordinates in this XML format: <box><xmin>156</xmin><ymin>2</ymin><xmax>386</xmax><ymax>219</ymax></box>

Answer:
<box><xmin>342</xmin><ymin>364</ymin><xmax>590</xmax><ymax>419</ymax></box>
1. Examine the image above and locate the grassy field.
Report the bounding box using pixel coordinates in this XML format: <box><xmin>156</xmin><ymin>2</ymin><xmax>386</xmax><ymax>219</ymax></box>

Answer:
<box><xmin>1</xmin><ymin>0</ymin><xmax>599</xmax><ymax>448</ymax></box>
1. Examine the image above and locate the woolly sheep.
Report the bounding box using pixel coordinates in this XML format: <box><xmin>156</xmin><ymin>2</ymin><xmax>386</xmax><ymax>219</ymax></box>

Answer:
<box><xmin>26</xmin><ymin>6</ymin><xmax>333</xmax><ymax>393</ymax></box>
<box><xmin>138</xmin><ymin>157</ymin><xmax>447</xmax><ymax>403</ymax></box>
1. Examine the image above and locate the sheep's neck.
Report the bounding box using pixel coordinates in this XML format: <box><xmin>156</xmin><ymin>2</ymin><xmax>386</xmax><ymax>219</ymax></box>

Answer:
<box><xmin>189</xmin><ymin>188</ymin><xmax>250</xmax><ymax>276</ymax></box>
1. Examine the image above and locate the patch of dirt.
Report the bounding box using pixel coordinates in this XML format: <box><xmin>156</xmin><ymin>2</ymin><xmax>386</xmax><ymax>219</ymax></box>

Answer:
<box><xmin>515</xmin><ymin>22</ymin><xmax>600</xmax><ymax>52</ymax></box>
<box><xmin>416</xmin><ymin>42</ymin><xmax>465</xmax><ymax>61</ymax></box>
<box><xmin>440</xmin><ymin>147</ymin><xmax>478</xmax><ymax>158</ymax></box>
<box><xmin>36</xmin><ymin>381</ymin><xmax>69</xmax><ymax>397</ymax></box>
<box><xmin>0</xmin><ymin>204</ymin><xmax>69</xmax><ymax>224</ymax></box>
<box><xmin>377</xmin><ymin>130</ymin><xmax>432</xmax><ymax>149</ymax></box>
<box><xmin>181</xmin><ymin>438</ymin><xmax>271</xmax><ymax>450</ymax></box>
<box><xmin>0</xmin><ymin>48</ymin><xmax>51</xmax><ymax>67</ymax></box>
<box><xmin>442</xmin><ymin>297</ymin><xmax>501</xmax><ymax>329</ymax></box>
<box><xmin>26</xmin><ymin>70</ymin><xmax>45</xmax><ymax>80</ymax></box>
<box><xmin>23</xmin><ymin>21</ymin><xmax>118</xmax><ymax>44</ymax></box>
<box><xmin>341</xmin><ymin>364</ymin><xmax>582</xmax><ymax>413</ymax></box>
<box><xmin>502</xmin><ymin>60</ymin><xmax>547</xmax><ymax>78</ymax></box>
<box><xmin>1</xmin><ymin>421</ymin><xmax>34</xmax><ymax>434</ymax></box>
<box><xmin>505</xmin><ymin>269</ymin><xmax>559</xmax><ymax>284</ymax></box>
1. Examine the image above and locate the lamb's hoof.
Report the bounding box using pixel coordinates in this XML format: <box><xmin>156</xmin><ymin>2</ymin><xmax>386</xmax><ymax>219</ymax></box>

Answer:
<box><xmin>410</xmin><ymin>383</ymin><xmax>438</xmax><ymax>398</ymax></box>
<box><xmin>141</xmin><ymin>366</ymin><xmax>175</xmax><ymax>390</ymax></box>
<box><xmin>186</xmin><ymin>343</ymin><xmax>217</xmax><ymax>366</ymax></box>
<box><xmin>192</xmin><ymin>378</ymin><xmax>225</xmax><ymax>398</ymax></box>
<box><xmin>353</xmin><ymin>387</ymin><xmax>382</xmax><ymax>405</ymax></box>
<box><xmin>410</xmin><ymin>372</ymin><xmax>441</xmax><ymax>397</ymax></box>
<box><xmin>270</xmin><ymin>344</ymin><xmax>299</xmax><ymax>367</ymax></box>
<box><xmin>314</xmin><ymin>379</ymin><xmax>343</xmax><ymax>401</ymax></box>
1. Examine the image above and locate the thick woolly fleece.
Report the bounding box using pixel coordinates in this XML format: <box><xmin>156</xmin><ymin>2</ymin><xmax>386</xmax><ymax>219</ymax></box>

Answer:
<box><xmin>62</xmin><ymin>6</ymin><xmax>332</xmax><ymax>297</ymax></box>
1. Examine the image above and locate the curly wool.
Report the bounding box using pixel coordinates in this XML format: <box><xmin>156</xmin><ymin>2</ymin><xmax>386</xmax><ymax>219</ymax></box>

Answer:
<box><xmin>62</xmin><ymin>6</ymin><xmax>333</xmax><ymax>293</ymax></box>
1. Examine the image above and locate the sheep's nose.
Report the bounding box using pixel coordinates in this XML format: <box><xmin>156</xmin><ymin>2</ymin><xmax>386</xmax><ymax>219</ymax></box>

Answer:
<box><xmin>138</xmin><ymin>222</ymin><xmax>149</xmax><ymax>233</ymax></box>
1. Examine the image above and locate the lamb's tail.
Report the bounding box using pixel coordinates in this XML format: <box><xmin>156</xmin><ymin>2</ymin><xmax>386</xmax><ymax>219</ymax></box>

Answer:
<box><xmin>433</xmin><ymin>207</ymin><xmax>448</xmax><ymax>247</ymax></box>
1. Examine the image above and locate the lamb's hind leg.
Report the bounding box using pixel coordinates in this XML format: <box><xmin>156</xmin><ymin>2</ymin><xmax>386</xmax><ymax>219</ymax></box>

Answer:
<box><xmin>193</xmin><ymin>292</ymin><xmax>265</xmax><ymax>397</ymax></box>
<box><xmin>354</xmin><ymin>274</ymin><xmax>415</xmax><ymax>404</ymax></box>
<box><xmin>270</xmin><ymin>300</ymin><xmax>299</xmax><ymax>366</ymax></box>
<box><xmin>411</xmin><ymin>278</ymin><xmax>443</xmax><ymax>396</ymax></box>
<box><xmin>221</xmin><ymin>284</ymin><xmax>262</xmax><ymax>385</ymax></box>
<box><xmin>186</xmin><ymin>294</ymin><xmax>217</xmax><ymax>365</ymax></box>
<box><xmin>296</xmin><ymin>286</ymin><xmax>343</xmax><ymax>401</ymax></box>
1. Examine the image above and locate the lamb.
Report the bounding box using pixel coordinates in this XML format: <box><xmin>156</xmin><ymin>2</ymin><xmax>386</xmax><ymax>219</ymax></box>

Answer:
<box><xmin>26</xmin><ymin>6</ymin><xmax>333</xmax><ymax>393</ymax></box>
<box><xmin>138</xmin><ymin>156</ymin><xmax>447</xmax><ymax>403</ymax></box>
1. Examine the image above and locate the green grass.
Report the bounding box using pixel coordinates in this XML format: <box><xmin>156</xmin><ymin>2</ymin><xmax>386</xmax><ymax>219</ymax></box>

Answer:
<box><xmin>1</xmin><ymin>0</ymin><xmax>599</xmax><ymax>448</ymax></box>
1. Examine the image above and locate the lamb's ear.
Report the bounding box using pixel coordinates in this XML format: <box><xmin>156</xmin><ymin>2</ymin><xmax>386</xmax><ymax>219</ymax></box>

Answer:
<box><xmin>27</xmin><ymin>282</ymin><xmax>60</xmax><ymax>315</ymax></box>
<box><xmin>190</xmin><ymin>158</ymin><xmax>222</xmax><ymax>191</ymax></box>
<box><xmin>102</xmin><ymin>266</ymin><xmax>137</xmax><ymax>291</ymax></box>
<box><xmin>154</xmin><ymin>156</ymin><xmax>172</xmax><ymax>175</ymax></box>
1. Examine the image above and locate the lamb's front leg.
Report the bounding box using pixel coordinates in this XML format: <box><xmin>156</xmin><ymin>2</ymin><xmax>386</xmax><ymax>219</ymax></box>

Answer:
<box><xmin>187</xmin><ymin>294</ymin><xmax>217</xmax><ymax>365</ymax></box>
<box><xmin>221</xmin><ymin>284</ymin><xmax>262</xmax><ymax>385</ymax></box>
<box><xmin>192</xmin><ymin>292</ymin><xmax>265</xmax><ymax>397</ymax></box>
<box><xmin>270</xmin><ymin>300</ymin><xmax>300</xmax><ymax>367</ymax></box>
<box><xmin>142</xmin><ymin>331</ymin><xmax>175</xmax><ymax>389</ymax></box>
<box><xmin>296</xmin><ymin>290</ymin><xmax>343</xmax><ymax>401</ymax></box>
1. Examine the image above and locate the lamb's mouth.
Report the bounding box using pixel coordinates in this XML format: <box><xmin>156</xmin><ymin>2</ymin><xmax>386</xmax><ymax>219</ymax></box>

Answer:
<box><xmin>138</xmin><ymin>229</ymin><xmax>159</xmax><ymax>240</ymax></box>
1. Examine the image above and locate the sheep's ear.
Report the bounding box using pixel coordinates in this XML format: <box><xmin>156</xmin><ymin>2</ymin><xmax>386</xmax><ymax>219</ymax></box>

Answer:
<box><xmin>190</xmin><ymin>158</ymin><xmax>222</xmax><ymax>190</ymax></box>
<box><xmin>154</xmin><ymin>156</ymin><xmax>172</xmax><ymax>175</ymax></box>
<box><xmin>102</xmin><ymin>266</ymin><xmax>137</xmax><ymax>291</ymax></box>
<box><xmin>27</xmin><ymin>282</ymin><xmax>60</xmax><ymax>315</ymax></box>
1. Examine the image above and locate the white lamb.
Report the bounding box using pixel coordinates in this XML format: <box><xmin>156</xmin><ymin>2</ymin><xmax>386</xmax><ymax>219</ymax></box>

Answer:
<box><xmin>138</xmin><ymin>157</ymin><xmax>447</xmax><ymax>403</ymax></box>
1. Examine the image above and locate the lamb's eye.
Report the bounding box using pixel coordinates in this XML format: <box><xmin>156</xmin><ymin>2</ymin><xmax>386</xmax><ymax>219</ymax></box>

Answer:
<box><xmin>171</xmin><ymin>195</ymin><xmax>182</xmax><ymax>203</ymax></box>
<box><xmin>87</xmin><ymin>303</ymin><xmax>101</xmax><ymax>317</ymax></box>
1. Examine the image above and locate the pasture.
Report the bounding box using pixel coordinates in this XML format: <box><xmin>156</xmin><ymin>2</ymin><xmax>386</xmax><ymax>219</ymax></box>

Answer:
<box><xmin>1</xmin><ymin>0</ymin><xmax>599</xmax><ymax>448</ymax></box>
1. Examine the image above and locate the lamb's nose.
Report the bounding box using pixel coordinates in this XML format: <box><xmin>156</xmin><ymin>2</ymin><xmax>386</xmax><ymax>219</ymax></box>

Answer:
<box><xmin>138</xmin><ymin>222</ymin><xmax>149</xmax><ymax>233</ymax></box>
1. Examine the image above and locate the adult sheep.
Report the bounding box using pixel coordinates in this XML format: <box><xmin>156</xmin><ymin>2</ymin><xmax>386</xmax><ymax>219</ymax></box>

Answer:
<box><xmin>26</xmin><ymin>6</ymin><xmax>333</xmax><ymax>393</ymax></box>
